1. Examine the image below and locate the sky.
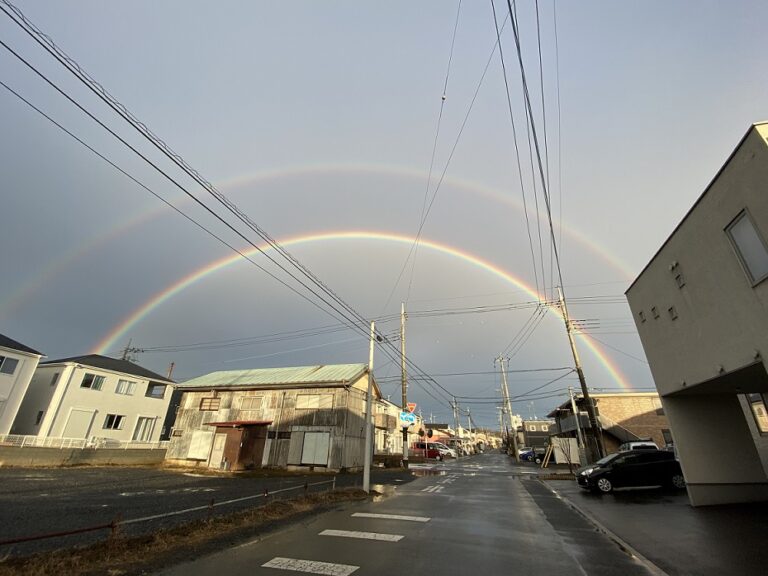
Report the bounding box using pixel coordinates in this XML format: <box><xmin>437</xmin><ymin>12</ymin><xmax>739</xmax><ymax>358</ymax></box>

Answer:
<box><xmin>1</xmin><ymin>1</ymin><xmax>767</xmax><ymax>427</ymax></box>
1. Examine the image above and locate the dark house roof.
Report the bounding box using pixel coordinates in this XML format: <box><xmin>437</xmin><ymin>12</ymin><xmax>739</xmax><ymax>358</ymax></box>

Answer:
<box><xmin>41</xmin><ymin>354</ymin><xmax>174</xmax><ymax>384</ymax></box>
<box><xmin>0</xmin><ymin>333</ymin><xmax>43</xmax><ymax>356</ymax></box>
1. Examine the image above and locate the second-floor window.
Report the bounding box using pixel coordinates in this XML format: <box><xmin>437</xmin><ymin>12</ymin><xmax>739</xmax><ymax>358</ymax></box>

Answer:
<box><xmin>0</xmin><ymin>356</ymin><xmax>19</xmax><ymax>375</ymax></box>
<box><xmin>727</xmin><ymin>210</ymin><xmax>768</xmax><ymax>284</ymax></box>
<box><xmin>116</xmin><ymin>380</ymin><xmax>137</xmax><ymax>395</ymax></box>
<box><xmin>146</xmin><ymin>384</ymin><xmax>166</xmax><ymax>399</ymax></box>
<box><xmin>81</xmin><ymin>373</ymin><xmax>105</xmax><ymax>390</ymax></box>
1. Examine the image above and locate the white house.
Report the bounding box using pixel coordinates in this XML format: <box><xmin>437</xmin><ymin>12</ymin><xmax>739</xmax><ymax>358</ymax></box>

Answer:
<box><xmin>12</xmin><ymin>354</ymin><xmax>174</xmax><ymax>443</ymax></box>
<box><xmin>0</xmin><ymin>334</ymin><xmax>44</xmax><ymax>435</ymax></box>
<box><xmin>627</xmin><ymin>122</ymin><xmax>768</xmax><ymax>506</ymax></box>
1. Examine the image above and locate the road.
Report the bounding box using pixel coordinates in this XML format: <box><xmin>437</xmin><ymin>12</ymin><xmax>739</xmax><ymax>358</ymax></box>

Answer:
<box><xmin>159</xmin><ymin>453</ymin><xmax>655</xmax><ymax>576</ymax></box>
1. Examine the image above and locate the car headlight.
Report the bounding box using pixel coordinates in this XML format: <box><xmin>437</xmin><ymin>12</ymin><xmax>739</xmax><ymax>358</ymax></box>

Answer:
<box><xmin>580</xmin><ymin>467</ymin><xmax>594</xmax><ymax>476</ymax></box>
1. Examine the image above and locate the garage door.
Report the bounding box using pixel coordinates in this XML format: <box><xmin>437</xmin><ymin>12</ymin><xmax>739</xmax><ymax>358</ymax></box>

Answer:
<box><xmin>301</xmin><ymin>431</ymin><xmax>330</xmax><ymax>466</ymax></box>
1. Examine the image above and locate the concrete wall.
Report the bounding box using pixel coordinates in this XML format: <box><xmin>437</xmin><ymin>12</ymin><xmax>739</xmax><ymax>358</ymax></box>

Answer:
<box><xmin>0</xmin><ymin>346</ymin><xmax>41</xmax><ymax>435</ymax></box>
<box><xmin>0</xmin><ymin>446</ymin><xmax>166</xmax><ymax>467</ymax></box>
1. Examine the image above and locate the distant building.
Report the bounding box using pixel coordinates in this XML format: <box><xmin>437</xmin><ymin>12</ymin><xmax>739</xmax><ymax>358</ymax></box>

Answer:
<box><xmin>521</xmin><ymin>419</ymin><xmax>554</xmax><ymax>449</ymax></box>
<box><xmin>0</xmin><ymin>334</ymin><xmax>44</xmax><ymax>435</ymax></box>
<box><xmin>626</xmin><ymin>122</ymin><xmax>768</xmax><ymax>505</ymax></box>
<box><xmin>12</xmin><ymin>354</ymin><xmax>174</xmax><ymax>443</ymax></box>
<box><xmin>548</xmin><ymin>392</ymin><xmax>671</xmax><ymax>454</ymax></box>
<box><xmin>165</xmin><ymin>363</ymin><xmax>380</xmax><ymax>471</ymax></box>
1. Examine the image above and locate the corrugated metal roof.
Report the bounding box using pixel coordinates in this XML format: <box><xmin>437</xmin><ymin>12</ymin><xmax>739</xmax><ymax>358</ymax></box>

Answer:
<box><xmin>177</xmin><ymin>363</ymin><xmax>368</xmax><ymax>390</ymax></box>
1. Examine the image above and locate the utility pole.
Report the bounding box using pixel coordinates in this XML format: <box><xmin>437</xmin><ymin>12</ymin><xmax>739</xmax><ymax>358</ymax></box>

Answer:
<box><xmin>120</xmin><ymin>339</ymin><xmax>143</xmax><ymax>362</ymax></box>
<box><xmin>497</xmin><ymin>407</ymin><xmax>504</xmax><ymax>444</ymax></box>
<box><xmin>452</xmin><ymin>396</ymin><xmax>461</xmax><ymax>458</ymax></box>
<box><xmin>363</xmin><ymin>321</ymin><xmax>376</xmax><ymax>493</ymax></box>
<box><xmin>497</xmin><ymin>356</ymin><xmax>520</xmax><ymax>462</ymax></box>
<box><xmin>166</xmin><ymin>362</ymin><xmax>175</xmax><ymax>380</ymax></box>
<box><xmin>558</xmin><ymin>286</ymin><xmax>604</xmax><ymax>460</ymax></box>
<box><xmin>400</xmin><ymin>303</ymin><xmax>409</xmax><ymax>468</ymax></box>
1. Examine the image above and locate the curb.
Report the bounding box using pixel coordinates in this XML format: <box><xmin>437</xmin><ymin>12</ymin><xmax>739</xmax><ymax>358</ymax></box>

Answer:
<box><xmin>540</xmin><ymin>480</ymin><xmax>670</xmax><ymax>576</ymax></box>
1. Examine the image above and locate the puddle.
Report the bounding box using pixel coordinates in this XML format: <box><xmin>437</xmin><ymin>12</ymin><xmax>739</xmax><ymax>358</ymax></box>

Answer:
<box><xmin>411</xmin><ymin>468</ymin><xmax>447</xmax><ymax>477</ymax></box>
<box><xmin>370</xmin><ymin>484</ymin><xmax>397</xmax><ymax>501</ymax></box>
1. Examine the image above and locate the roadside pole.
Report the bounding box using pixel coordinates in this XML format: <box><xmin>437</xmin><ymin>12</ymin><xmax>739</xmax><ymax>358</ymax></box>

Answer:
<box><xmin>363</xmin><ymin>321</ymin><xmax>375</xmax><ymax>493</ymax></box>
<box><xmin>400</xmin><ymin>303</ymin><xmax>409</xmax><ymax>468</ymax></box>
<box><xmin>568</xmin><ymin>386</ymin><xmax>587</xmax><ymax>467</ymax></box>
<box><xmin>498</xmin><ymin>356</ymin><xmax>520</xmax><ymax>462</ymax></box>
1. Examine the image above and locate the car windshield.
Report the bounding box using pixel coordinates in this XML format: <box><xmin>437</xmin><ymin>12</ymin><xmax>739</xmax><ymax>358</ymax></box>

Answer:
<box><xmin>594</xmin><ymin>454</ymin><xmax>621</xmax><ymax>466</ymax></box>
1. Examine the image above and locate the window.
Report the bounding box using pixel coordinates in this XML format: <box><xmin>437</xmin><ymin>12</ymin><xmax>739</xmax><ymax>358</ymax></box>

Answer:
<box><xmin>528</xmin><ymin>425</ymin><xmax>537</xmax><ymax>431</ymax></box>
<box><xmin>116</xmin><ymin>379</ymin><xmax>136</xmax><ymax>395</ymax></box>
<box><xmin>240</xmin><ymin>396</ymin><xmax>263</xmax><ymax>410</ymax></box>
<box><xmin>145</xmin><ymin>383</ymin><xmax>166</xmax><ymax>399</ymax></box>
<box><xmin>746</xmin><ymin>393</ymin><xmax>768</xmax><ymax>434</ymax></box>
<box><xmin>103</xmin><ymin>414</ymin><xmax>125</xmax><ymax>430</ymax></box>
<box><xmin>199</xmin><ymin>397</ymin><xmax>221</xmax><ymax>411</ymax></box>
<box><xmin>171</xmin><ymin>429</ymin><xmax>184</xmax><ymax>437</ymax></box>
<box><xmin>296</xmin><ymin>394</ymin><xmax>333</xmax><ymax>409</ymax></box>
<box><xmin>0</xmin><ymin>356</ymin><xmax>19</xmax><ymax>375</ymax></box>
<box><xmin>541</xmin><ymin>425</ymin><xmax>549</xmax><ymax>432</ymax></box>
<box><xmin>50</xmin><ymin>372</ymin><xmax>60</xmax><ymax>386</ymax></box>
<box><xmin>268</xmin><ymin>431</ymin><xmax>292</xmax><ymax>439</ymax></box>
<box><xmin>35</xmin><ymin>411</ymin><xmax>44</xmax><ymax>425</ymax></box>
<box><xmin>727</xmin><ymin>210</ymin><xmax>768</xmax><ymax>284</ymax></box>
<box><xmin>132</xmin><ymin>417</ymin><xmax>156</xmax><ymax>442</ymax></box>
<box><xmin>81</xmin><ymin>373</ymin><xmax>105</xmax><ymax>390</ymax></box>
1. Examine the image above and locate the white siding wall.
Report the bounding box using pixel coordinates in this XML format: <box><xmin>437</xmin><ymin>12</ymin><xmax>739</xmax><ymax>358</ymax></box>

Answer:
<box><xmin>0</xmin><ymin>347</ymin><xmax>41</xmax><ymax>434</ymax></box>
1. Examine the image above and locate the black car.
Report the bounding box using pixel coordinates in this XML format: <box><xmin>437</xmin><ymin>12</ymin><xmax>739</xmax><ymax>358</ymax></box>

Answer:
<box><xmin>577</xmin><ymin>449</ymin><xmax>685</xmax><ymax>493</ymax></box>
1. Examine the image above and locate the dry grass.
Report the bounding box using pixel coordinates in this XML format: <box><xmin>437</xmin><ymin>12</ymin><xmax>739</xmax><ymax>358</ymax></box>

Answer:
<box><xmin>0</xmin><ymin>489</ymin><xmax>368</xmax><ymax>576</ymax></box>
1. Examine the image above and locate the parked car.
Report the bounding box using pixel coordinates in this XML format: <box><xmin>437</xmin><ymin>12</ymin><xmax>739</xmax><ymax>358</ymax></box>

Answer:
<box><xmin>413</xmin><ymin>442</ymin><xmax>457</xmax><ymax>459</ymax></box>
<box><xmin>618</xmin><ymin>440</ymin><xmax>659</xmax><ymax>451</ymax></box>
<box><xmin>519</xmin><ymin>448</ymin><xmax>546</xmax><ymax>463</ymax></box>
<box><xmin>577</xmin><ymin>449</ymin><xmax>685</xmax><ymax>493</ymax></box>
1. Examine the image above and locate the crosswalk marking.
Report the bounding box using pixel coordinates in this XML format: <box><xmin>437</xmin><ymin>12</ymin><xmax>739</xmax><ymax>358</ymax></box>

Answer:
<box><xmin>421</xmin><ymin>485</ymin><xmax>444</xmax><ymax>493</ymax></box>
<box><xmin>351</xmin><ymin>513</ymin><xmax>430</xmax><ymax>522</ymax></box>
<box><xmin>262</xmin><ymin>557</ymin><xmax>359</xmax><ymax>576</ymax></box>
<box><xmin>319</xmin><ymin>529</ymin><xmax>403</xmax><ymax>542</ymax></box>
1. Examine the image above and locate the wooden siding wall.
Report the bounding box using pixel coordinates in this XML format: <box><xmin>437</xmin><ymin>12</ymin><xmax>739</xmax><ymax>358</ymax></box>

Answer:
<box><xmin>166</xmin><ymin>385</ymin><xmax>370</xmax><ymax>471</ymax></box>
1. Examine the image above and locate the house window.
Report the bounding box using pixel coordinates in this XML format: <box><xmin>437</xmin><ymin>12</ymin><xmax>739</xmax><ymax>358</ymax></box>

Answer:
<box><xmin>145</xmin><ymin>384</ymin><xmax>166</xmax><ymax>399</ymax></box>
<box><xmin>268</xmin><ymin>431</ymin><xmax>292</xmax><ymax>439</ymax></box>
<box><xmin>727</xmin><ymin>210</ymin><xmax>768</xmax><ymax>284</ymax></box>
<box><xmin>296</xmin><ymin>394</ymin><xmax>333</xmax><ymax>409</ymax></box>
<box><xmin>116</xmin><ymin>379</ymin><xmax>137</xmax><ymax>395</ymax></box>
<box><xmin>0</xmin><ymin>356</ymin><xmax>19</xmax><ymax>375</ymax></box>
<box><xmin>528</xmin><ymin>425</ymin><xmax>537</xmax><ymax>432</ymax></box>
<box><xmin>746</xmin><ymin>394</ymin><xmax>768</xmax><ymax>434</ymax></box>
<box><xmin>171</xmin><ymin>429</ymin><xmax>184</xmax><ymax>437</ymax></box>
<box><xmin>103</xmin><ymin>414</ymin><xmax>125</xmax><ymax>430</ymax></box>
<box><xmin>50</xmin><ymin>372</ymin><xmax>60</xmax><ymax>386</ymax></box>
<box><xmin>81</xmin><ymin>373</ymin><xmax>105</xmax><ymax>390</ymax></box>
<box><xmin>541</xmin><ymin>425</ymin><xmax>549</xmax><ymax>432</ymax></box>
<box><xmin>240</xmin><ymin>397</ymin><xmax>263</xmax><ymax>411</ymax></box>
<box><xmin>35</xmin><ymin>410</ymin><xmax>44</xmax><ymax>425</ymax></box>
<box><xmin>199</xmin><ymin>397</ymin><xmax>221</xmax><ymax>411</ymax></box>
<box><xmin>132</xmin><ymin>417</ymin><xmax>156</xmax><ymax>442</ymax></box>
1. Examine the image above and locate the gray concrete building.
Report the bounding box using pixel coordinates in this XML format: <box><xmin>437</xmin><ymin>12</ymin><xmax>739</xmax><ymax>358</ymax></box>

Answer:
<box><xmin>626</xmin><ymin>122</ymin><xmax>768</xmax><ymax>506</ymax></box>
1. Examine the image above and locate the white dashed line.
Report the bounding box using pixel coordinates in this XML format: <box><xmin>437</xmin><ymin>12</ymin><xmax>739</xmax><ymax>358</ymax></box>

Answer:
<box><xmin>319</xmin><ymin>529</ymin><xmax>404</xmax><ymax>542</ymax></box>
<box><xmin>262</xmin><ymin>557</ymin><xmax>359</xmax><ymax>575</ymax></box>
<box><xmin>351</xmin><ymin>513</ymin><xmax>430</xmax><ymax>522</ymax></box>
<box><xmin>421</xmin><ymin>485</ymin><xmax>444</xmax><ymax>493</ymax></box>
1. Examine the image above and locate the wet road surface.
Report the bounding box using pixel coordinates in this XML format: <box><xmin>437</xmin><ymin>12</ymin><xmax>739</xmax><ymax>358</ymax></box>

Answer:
<box><xmin>159</xmin><ymin>453</ymin><xmax>654</xmax><ymax>576</ymax></box>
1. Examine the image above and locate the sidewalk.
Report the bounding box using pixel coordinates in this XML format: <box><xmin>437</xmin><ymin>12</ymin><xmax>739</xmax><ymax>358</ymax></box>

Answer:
<box><xmin>546</xmin><ymin>479</ymin><xmax>768</xmax><ymax>576</ymax></box>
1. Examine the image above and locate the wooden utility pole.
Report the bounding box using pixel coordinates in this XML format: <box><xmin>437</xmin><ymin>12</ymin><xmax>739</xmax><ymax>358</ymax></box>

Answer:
<box><xmin>558</xmin><ymin>286</ymin><xmax>604</xmax><ymax>460</ymax></box>
<box><xmin>400</xmin><ymin>303</ymin><xmax>409</xmax><ymax>468</ymax></box>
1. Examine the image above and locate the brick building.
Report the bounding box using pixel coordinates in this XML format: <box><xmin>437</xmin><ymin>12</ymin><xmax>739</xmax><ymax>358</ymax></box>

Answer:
<box><xmin>547</xmin><ymin>392</ymin><xmax>671</xmax><ymax>454</ymax></box>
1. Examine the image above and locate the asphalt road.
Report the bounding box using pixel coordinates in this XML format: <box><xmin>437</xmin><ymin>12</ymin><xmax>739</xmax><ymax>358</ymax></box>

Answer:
<box><xmin>0</xmin><ymin>465</ymin><xmax>413</xmax><ymax>557</ymax></box>
<box><xmin>158</xmin><ymin>453</ymin><xmax>655</xmax><ymax>576</ymax></box>
<box><xmin>550</xmin><ymin>480</ymin><xmax>768</xmax><ymax>576</ymax></box>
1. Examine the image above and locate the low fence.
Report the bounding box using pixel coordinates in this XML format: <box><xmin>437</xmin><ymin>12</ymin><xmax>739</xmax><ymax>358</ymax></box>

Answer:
<box><xmin>0</xmin><ymin>434</ymin><xmax>168</xmax><ymax>450</ymax></box>
<box><xmin>0</xmin><ymin>477</ymin><xmax>337</xmax><ymax>549</ymax></box>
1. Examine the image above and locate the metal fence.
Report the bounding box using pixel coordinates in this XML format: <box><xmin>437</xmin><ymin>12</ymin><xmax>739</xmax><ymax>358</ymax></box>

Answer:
<box><xmin>0</xmin><ymin>434</ymin><xmax>169</xmax><ymax>450</ymax></box>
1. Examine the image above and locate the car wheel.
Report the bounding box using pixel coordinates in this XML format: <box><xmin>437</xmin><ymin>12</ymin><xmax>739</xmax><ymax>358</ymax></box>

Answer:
<box><xmin>596</xmin><ymin>478</ymin><xmax>613</xmax><ymax>493</ymax></box>
<box><xmin>671</xmin><ymin>474</ymin><xmax>686</xmax><ymax>489</ymax></box>
<box><xmin>535</xmin><ymin>457</ymin><xmax>542</xmax><ymax>464</ymax></box>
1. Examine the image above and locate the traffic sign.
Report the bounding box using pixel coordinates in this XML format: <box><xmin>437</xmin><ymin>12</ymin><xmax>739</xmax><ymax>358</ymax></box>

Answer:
<box><xmin>407</xmin><ymin>402</ymin><xmax>417</xmax><ymax>413</ymax></box>
<box><xmin>399</xmin><ymin>411</ymin><xmax>417</xmax><ymax>427</ymax></box>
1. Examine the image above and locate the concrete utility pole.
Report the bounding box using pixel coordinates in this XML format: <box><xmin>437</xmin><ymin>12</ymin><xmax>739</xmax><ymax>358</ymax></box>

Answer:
<box><xmin>568</xmin><ymin>386</ymin><xmax>587</xmax><ymax>466</ymax></box>
<box><xmin>558</xmin><ymin>286</ymin><xmax>604</xmax><ymax>460</ymax></box>
<box><xmin>363</xmin><ymin>321</ymin><xmax>376</xmax><ymax>493</ymax></box>
<box><xmin>400</xmin><ymin>303</ymin><xmax>409</xmax><ymax>468</ymax></box>
<box><xmin>497</xmin><ymin>356</ymin><xmax>520</xmax><ymax>462</ymax></box>
<box><xmin>452</xmin><ymin>396</ymin><xmax>461</xmax><ymax>458</ymax></box>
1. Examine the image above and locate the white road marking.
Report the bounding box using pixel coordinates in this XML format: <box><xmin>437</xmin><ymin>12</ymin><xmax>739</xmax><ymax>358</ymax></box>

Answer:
<box><xmin>319</xmin><ymin>529</ymin><xmax>403</xmax><ymax>542</ymax></box>
<box><xmin>420</xmin><ymin>485</ymin><xmax>444</xmax><ymax>493</ymax></box>
<box><xmin>262</xmin><ymin>557</ymin><xmax>359</xmax><ymax>575</ymax></box>
<box><xmin>351</xmin><ymin>513</ymin><xmax>430</xmax><ymax>522</ymax></box>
